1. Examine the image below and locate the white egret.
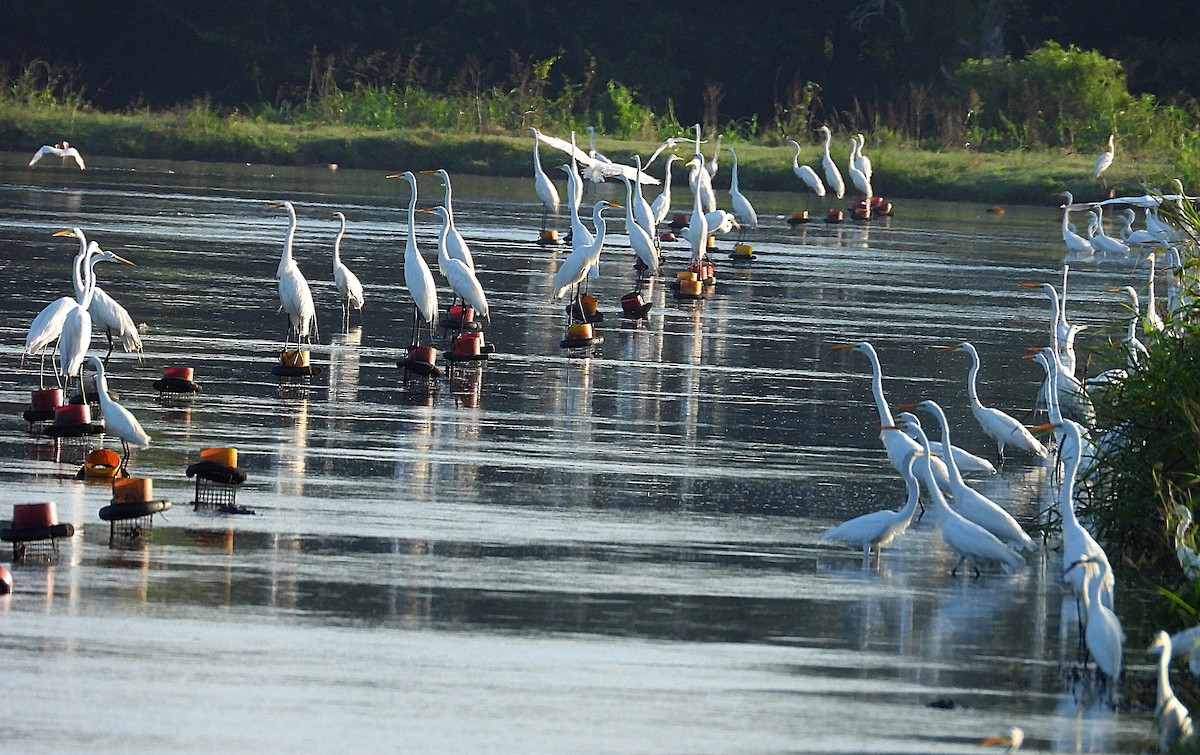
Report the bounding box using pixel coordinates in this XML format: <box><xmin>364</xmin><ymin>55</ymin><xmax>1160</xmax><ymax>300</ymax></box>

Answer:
<box><xmin>566</xmin><ymin>133</ymin><xmax>586</xmax><ymax>212</ymax></box>
<box><xmin>551</xmin><ymin>200</ymin><xmax>620</xmax><ymax>301</ymax></box>
<box><xmin>88</xmin><ymin>356</ymin><xmax>150</xmax><ymax>474</ymax></box>
<box><xmin>686</xmin><ymin>156</ymin><xmax>717</xmax><ymax>214</ymax></box>
<box><xmin>1149</xmin><ymin>631</ymin><xmax>1196</xmax><ymax>751</ymax></box>
<box><xmin>786</xmin><ymin>140</ymin><xmax>826</xmax><ymax>199</ymax></box>
<box><xmin>904</xmin><ymin>400</ymin><xmax>1035</xmax><ymax>552</ymax></box>
<box><xmin>1093</xmin><ymin>134</ymin><xmax>1115</xmax><ymax>181</ymax></box>
<box><xmin>560</xmin><ymin>164</ymin><xmax>594</xmax><ymax>255</ymax></box>
<box><xmin>51</xmin><ymin>227</ymin><xmax>142</xmax><ymax>363</ymax></box>
<box><xmin>616</xmin><ymin>175</ymin><xmax>659</xmax><ymax>275</ymax></box>
<box><xmin>267</xmin><ymin>201</ymin><xmax>317</xmax><ymax>348</ymax></box>
<box><xmin>630</xmin><ymin>155</ymin><xmax>656</xmax><ymax>235</ymax></box>
<box><xmin>1065</xmin><ymin>556</ymin><xmax>1123</xmax><ymax>682</ymax></box>
<box><xmin>29</xmin><ymin>140</ymin><xmax>85</xmax><ymax>170</ymax></box>
<box><xmin>817</xmin><ymin>125</ymin><xmax>845</xmax><ymax>200</ymax></box>
<box><xmin>900</xmin><ymin>413</ymin><xmax>1024</xmax><ymax>576</ymax></box>
<box><xmin>939</xmin><ymin>342</ymin><xmax>1048</xmax><ymax>463</ymax></box>
<box><xmin>421</xmin><ymin>205</ymin><xmax>490</xmax><ymax>318</ymax></box>
<box><xmin>1173</xmin><ymin>505</ymin><xmax>1200</xmax><ymax>581</ymax></box>
<box><xmin>1120</xmin><ymin>208</ymin><xmax>1163</xmax><ymax>246</ymax></box>
<box><xmin>420</xmin><ymin>169</ymin><xmax>474</xmax><ymax>274</ymax></box>
<box><xmin>530</xmin><ymin>127</ymin><xmax>657</xmax><ymax>186</ymax></box>
<box><xmin>24</xmin><ymin>230</ymin><xmax>95</xmax><ymax>379</ymax></box>
<box><xmin>527</xmin><ymin>128</ymin><xmax>560</xmax><ymax>229</ymax></box>
<box><xmin>818</xmin><ymin>447</ymin><xmax>920</xmax><ymax>568</ymax></box>
<box><xmin>1090</xmin><ymin>204</ymin><xmax>1130</xmax><ymax>258</ymax></box>
<box><xmin>321</xmin><ymin>211</ymin><xmax>365</xmax><ymax>327</ymax></box>
<box><xmin>854</xmin><ymin>134</ymin><xmax>873</xmax><ymax>184</ymax></box>
<box><xmin>1143</xmin><ymin>253</ymin><xmax>1166</xmax><ymax>335</ymax></box>
<box><xmin>1106</xmin><ymin>286</ymin><xmax>1150</xmax><ymax>364</ymax></box>
<box><xmin>1058</xmin><ymin>191</ymin><xmax>1095</xmax><ymax>258</ymax></box>
<box><xmin>1027</xmin><ymin>349</ymin><xmax>1097</xmax><ymax>470</ymax></box>
<box><xmin>386</xmin><ymin>172</ymin><xmax>438</xmax><ymax>344</ymax></box>
<box><xmin>56</xmin><ymin>234</ymin><xmax>136</xmax><ymax>383</ymax></box>
<box><xmin>686</xmin><ymin>172</ymin><xmax>709</xmax><ymax>265</ymax></box>
<box><xmin>705</xmin><ymin>134</ymin><xmax>723</xmax><ymax>178</ymax></box>
<box><xmin>848</xmin><ymin>136</ymin><xmax>871</xmax><ymax>197</ymax></box>
<box><xmin>650</xmin><ymin>154</ymin><xmax>682</xmax><ymax>227</ymax></box>
<box><xmin>725</xmin><ymin>147</ymin><xmax>758</xmax><ymax>234</ymax></box>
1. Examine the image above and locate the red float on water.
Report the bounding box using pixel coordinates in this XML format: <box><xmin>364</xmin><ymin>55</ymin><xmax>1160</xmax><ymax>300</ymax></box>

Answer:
<box><xmin>30</xmin><ymin>388</ymin><xmax>64</xmax><ymax>412</ymax></box>
<box><xmin>407</xmin><ymin>345</ymin><xmax>437</xmax><ymax>366</ymax></box>
<box><xmin>448</xmin><ymin>305</ymin><xmax>474</xmax><ymax>324</ymax></box>
<box><xmin>0</xmin><ymin>564</ymin><xmax>11</xmax><ymax>594</ymax></box>
<box><xmin>12</xmin><ymin>502</ymin><xmax>58</xmax><ymax>530</ymax></box>
<box><xmin>620</xmin><ymin>292</ymin><xmax>645</xmax><ymax>313</ymax></box>
<box><xmin>162</xmin><ymin>366</ymin><xmax>195</xmax><ymax>381</ymax></box>
<box><xmin>452</xmin><ymin>332</ymin><xmax>483</xmax><ymax>357</ymax></box>
<box><xmin>54</xmin><ymin>403</ymin><xmax>90</xmax><ymax>426</ymax></box>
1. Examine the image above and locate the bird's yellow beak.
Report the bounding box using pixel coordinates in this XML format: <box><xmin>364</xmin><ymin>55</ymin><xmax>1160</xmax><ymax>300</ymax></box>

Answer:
<box><xmin>1016</xmin><ymin>282</ymin><xmax>1041</xmax><ymax>288</ymax></box>
<box><xmin>934</xmin><ymin>345</ymin><xmax>958</xmax><ymax>351</ymax></box>
<box><xmin>385</xmin><ymin>173</ymin><xmax>404</xmax><ymax>180</ymax></box>
<box><xmin>1028</xmin><ymin>422</ymin><xmax>1056</xmax><ymax>432</ymax></box>
<box><xmin>893</xmin><ymin>402</ymin><xmax>919</xmax><ymax>411</ymax></box>
<box><xmin>1105</xmin><ymin>288</ymin><xmax>1125</xmax><ymax>293</ymax></box>
<box><xmin>52</xmin><ymin>229</ymin><xmax>76</xmax><ymax>237</ymax></box>
<box><xmin>979</xmin><ymin>735</ymin><xmax>1013</xmax><ymax>747</ymax></box>
<box><xmin>266</xmin><ymin>202</ymin><xmax>284</xmax><ymax>210</ymax></box>
<box><xmin>830</xmin><ymin>343</ymin><xmax>855</xmax><ymax>351</ymax></box>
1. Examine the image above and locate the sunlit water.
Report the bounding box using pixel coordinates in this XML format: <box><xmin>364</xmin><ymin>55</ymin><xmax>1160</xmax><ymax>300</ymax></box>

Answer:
<box><xmin>0</xmin><ymin>154</ymin><xmax>1165</xmax><ymax>752</ymax></box>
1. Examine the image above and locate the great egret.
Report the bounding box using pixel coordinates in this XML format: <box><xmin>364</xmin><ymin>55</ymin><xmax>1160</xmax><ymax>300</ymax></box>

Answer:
<box><xmin>848</xmin><ymin>136</ymin><xmax>871</xmax><ymax>198</ymax></box>
<box><xmin>528</xmin><ymin>128</ymin><xmax>561</xmax><ymax>230</ymax></box>
<box><xmin>1058</xmin><ymin>191</ymin><xmax>1095</xmax><ymax>258</ymax></box>
<box><xmin>725</xmin><ymin>147</ymin><xmax>758</xmax><ymax>234</ymax></box>
<box><xmin>24</xmin><ymin>230</ymin><xmax>96</xmax><ymax>380</ymax></box>
<box><xmin>939</xmin><ymin>342</ymin><xmax>1048</xmax><ymax>464</ymax></box>
<box><xmin>706</xmin><ymin>134</ymin><xmax>722</xmax><ymax>178</ymax></box>
<box><xmin>51</xmin><ymin>228</ymin><xmax>142</xmax><ymax>363</ymax></box>
<box><xmin>89</xmin><ymin>355</ymin><xmax>150</xmax><ymax>474</ymax></box>
<box><xmin>899</xmin><ymin>413</ymin><xmax>1024</xmax><ymax>576</ymax></box>
<box><xmin>267</xmin><ymin>201</ymin><xmax>317</xmax><ymax>348</ymax></box>
<box><xmin>1173</xmin><ymin>505</ymin><xmax>1200</xmax><ymax>581</ymax></box>
<box><xmin>817</xmin><ymin>126</ymin><xmax>845</xmax><ymax>200</ymax></box>
<box><xmin>854</xmin><ymin>134</ymin><xmax>873</xmax><ymax>184</ymax></box>
<box><xmin>650</xmin><ymin>154</ymin><xmax>682</xmax><ymax>227</ymax></box>
<box><xmin>1065</xmin><ymin>556</ymin><xmax>1123</xmax><ymax>682</ymax></box>
<box><xmin>1027</xmin><ymin>349</ymin><xmax>1097</xmax><ymax>474</ymax></box>
<box><xmin>1104</xmin><ymin>287</ymin><xmax>1150</xmax><ymax>365</ymax></box>
<box><xmin>785</xmin><ymin>140</ymin><xmax>826</xmax><ymax>199</ymax></box>
<box><xmin>530</xmin><ymin>127</ymin><xmax>657</xmax><ymax>186</ymax></box>
<box><xmin>686</xmin><ymin>156</ymin><xmax>717</xmax><ymax>214</ymax></box>
<box><xmin>1149</xmin><ymin>631</ymin><xmax>1196</xmax><ymax>752</ymax></box>
<box><xmin>386</xmin><ymin>172</ymin><xmax>438</xmax><ymax>344</ymax></box>
<box><xmin>686</xmin><ymin>172</ymin><xmax>709</xmax><ymax>266</ymax></box>
<box><xmin>560</xmin><ymin>164</ymin><xmax>594</xmax><ymax>254</ymax></box>
<box><xmin>420</xmin><ymin>169</ymin><xmax>474</xmax><ymax>274</ymax></box>
<box><xmin>616</xmin><ymin>175</ymin><xmax>659</xmax><ymax>275</ymax></box>
<box><xmin>321</xmin><ymin>211</ymin><xmax>365</xmax><ymax>327</ymax></box>
<box><xmin>1089</xmin><ymin>204</ymin><xmax>1130</xmax><ymax>258</ymax></box>
<box><xmin>1142</xmin><ymin>253</ymin><xmax>1166</xmax><ymax>335</ymax></box>
<box><xmin>421</xmin><ymin>206</ymin><xmax>490</xmax><ymax>318</ymax></box>
<box><xmin>904</xmin><ymin>400</ymin><xmax>1035</xmax><ymax>552</ymax></box>
<box><xmin>818</xmin><ymin>447</ymin><xmax>920</xmax><ymax>568</ymax></box>
<box><xmin>29</xmin><ymin>140</ymin><xmax>85</xmax><ymax>170</ymax></box>
<box><xmin>630</xmin><ymin>155</ymin><xmax>656</xmax><ymax>235</ymax></box>
<box><xmin>1120</xmin><ymin>208</ymin><xmax>1164</xmax><ymax>246</ymax></box>
<box><xmin>551</xmin><ymin>200</ymin><xmax>620</xmax><ymax>301</ymax></box>
<box><xmin>56</xmin><ymin>234</ymin><xmax>136</xmax><ymax>384</ymax></box>
<box><xmin>1093</xmin><ymin>134</ymin><xmax>1115</xmax><ymax>181</ymax></box>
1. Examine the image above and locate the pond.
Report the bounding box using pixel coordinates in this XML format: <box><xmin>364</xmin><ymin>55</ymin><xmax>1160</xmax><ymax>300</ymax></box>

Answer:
<box><xmin>0</xmin><ymin>153</ymin><xmax>1166</xmax><ymax>752</ymax></box>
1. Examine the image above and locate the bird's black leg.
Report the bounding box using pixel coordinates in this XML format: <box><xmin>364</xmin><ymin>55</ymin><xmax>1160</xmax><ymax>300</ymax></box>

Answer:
<box><xmin>104</xmin><ymin>328</ymin><xmax>115</xmax><ymax>365</ymax></box>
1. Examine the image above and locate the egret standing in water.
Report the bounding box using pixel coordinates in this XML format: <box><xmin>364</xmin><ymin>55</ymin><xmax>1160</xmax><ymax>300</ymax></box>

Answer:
<box><xmin>818</xmin><ymin>446</ymin><xmax>921</xmax><ymax>568</ymax></box>
<box><xmin>57</xmin><ymin>237</ymin><xmax>137</xmax><ymax>391</ymax></box>
<box><xmin>420</xmin><ymin>169</ymin><xmax>475</xmax><ymax>274</ymax></box>
<box><xmin>817</xmin><ymin>126</ymin><xmax>845</xmax><ymax>200</ymax></box>
<box><xmin>321</xmin><ymin>211</ymin><xmax>365</xmax><ymax>328</ymax></box>
<box><xmin>386</xmin><ymin>171</ymin><xmax>438</xmax><ymax>346</ymax></box>
<box><xmin>267</xmin><ymin>201</ymin><xmax>317</xmax><ymax>349</ymax></box>
<box><xmin>725</xmin><ymin>146</ymin><xmax>757</xmax><ymax>240</ymax></box>
<box><xmin>89</xmin><ymin>356</ymin><xmax>150</xmax><ymax>475</ymax></box>
<box><xmin>551</xmin><ymin>200</ymin><xmax>620</xmax><ymax>303</ymax></box>
<box><xmin>421</xmin><ymin>206</ymin><xmax>490</xmax><ymax>319</ymax></box>
<box><xmin>528</xmin><ymin>128</ymin><xmax>561</xmax><ymax>232</ymax></box>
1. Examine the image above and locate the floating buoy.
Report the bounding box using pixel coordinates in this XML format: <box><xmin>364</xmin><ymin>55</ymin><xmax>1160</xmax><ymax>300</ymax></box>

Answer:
<box><xmin>446</xmin><ymin>331</ymin><xmax>491</xmax><ymax>363</ymax></box>
<box><xmin>786</xmin><ymin>210</ymin><xmax>811</xmax><ymax>226</ymax></box>
<box><xmin>55</xmin><ymin>403</ymin><xmax>90</xmax><ymax>426</ymax></box>
<box><xmin>1</xmin><ymin>502</ymin><xmax>74</xmax><ymax>564</ymax></box>
<box><xmin>153</xmin><ymin>365</ymin><xmax>202</xmax><ymax>396</ymax></box>
<box><xmin>730</xmin><ymin>243</ymin><xmax>756</xmax><ymax>263</ymax></box>
<box><xmin>23</xmin><ymin>387</ymin><xmax>64</xmax><ymax>424</ymax></box>
<box><xmin>0</xmin><ymin>564</ymin><xmax>11</xmax><ymax>595</ymax></box>
<box><xmin>566</xmin><ymin>294</ymin><xmax>603</xmax><ymax>323</ymax></box>
<box><xmin>850</xmin><ymin>205</ymin><xmax>871</xmax><ymax>221</ymax></box>
<box><xmin>659</xmin><ymin>231</ymin><xmax>677</xmax><ymax>243</ymax></box>
<box><xmin>81</xmin><ymin>448</ymin><xmax>122</xmax><ymax>479</ymax></box>
<box><xmin>852</xmin><ymin>196</ymin><xmax>894</xmax><ymax>217</ymax></box>
<box><xmin>536</xmin><ymin>229</ymin><xmax>563</xmax><ymax>247</ymax></box>
<box><xmin>99</xmin><ymin>476</ymin><xmax>171</xmax><ymax>545</ymax></box>
<box><xmin>675</xmin><ymin>278</ymin><xmax>704</xmax><ymax>299</ymax></box>
<box><xmin>668</xmin><ymin>213</ymin><xmax>688</xmax><ymax>231</ymax></box>
<box><xmin>271</xmin><ymin>349</ymin><xmax>321</xmax><ymax>377</ymax></box>
<box><xmin>560</xmin><ymin>322</ymin><xmax>604</xmax><ymax>350</ymax></box>
<box><xmin>399</xmin><ymin>344</ymin><xmax>442</xmax><ymax>377</ymax></box>
<box><xmin>440</xmin><ymin>305</ymin><xmax>482</xmax><ymax>332</ymax></box>
<box><xmin>187</xmin><ymin>448</ymin><xmax>248</xmax><ymax>512</ymax></box>
<box><xmin>825</xmin><ymin>209</ymin><xmax>844</xmax><ymax>224</ymax></box>
<box><xmin>620</xmin><ymin>291</ymin><xmax>653</xmax><ymax>320</ymax></box>
<box><xmin>986</xmin><ymin>204</ymin><xmax>1004</xmax><ymax>215</ymax></box>
<box><xmin>688</xmin><ymin>262</ymin><xmax>716</xmax><ymax>285</ymax></box>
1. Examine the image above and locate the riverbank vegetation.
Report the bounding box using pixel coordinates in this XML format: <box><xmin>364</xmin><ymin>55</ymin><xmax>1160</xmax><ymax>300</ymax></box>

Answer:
<box><xmin>2</xmin><ymin>42</ymin><xmax>1197</xmax><ymax>205</ymax></box>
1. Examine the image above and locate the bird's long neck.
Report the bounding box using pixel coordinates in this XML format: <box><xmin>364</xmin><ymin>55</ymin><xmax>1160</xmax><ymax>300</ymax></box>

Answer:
<box><xmin>790</xmin><ymin>143</ymin><xmax>801</xmax><ymax>171</ymax></box>
<box><xmin>71</xmin><ymin>236</ymin><xmax>88</xmax><ymax>299</ymax></box>
<box><xmin>927</xmin><ymin>404</ymin><xmax>966</xmax><ymax>486</ymax></box>
<box><xmin>332</xmin><ymin>219</ymin><xmax>345</xmax><ymax>266</ymax></box>
<box><xmin>1059</xmin><ymin>446</ymin><xmax>1082</xmax><ymax>529</ymax></box>
<box><xmin>1060</xmin><ymin>266</ymin><xmax>1070</xmax><ymax>327</ymax></box>
<box><xmin>1158</xmin><ymin>639</ymin><xmax>1175</xmax><ymax>706</ymax></box>
<box><xmin>965</xmin><ymin>348</ymin><xmax>983</xmax><ymax>408</ymax></box>
<box><xmin>436</xmin><ymin>210</ymin><xmax>452</xmax><ymax>265</ymax></box>
<box><xmin>80</xmin><ymin>257</ymin><xmax>101</xmax><ymax>310</ymax></box>
<box><xmin>863</xmin><ymin>348</ymin><xmax>893</xmax><ymax>425</ymax></box>
<box><xmin>913</xmin><ymin>426</ymin><xmax>950</xmax><ymax>519</ymax></box>
<box><xmin>92</xmin><ymin>366</ymin><xmax>110</xmax><ymax>408</ymax></box>
<box><xmin>729</xmin><ymin>153</ymin><xmax>740</xmax><ymax>192</ymax></box>
<box><xmin>898</xmin><ymin>460</ymin><xmax>921</xmax><ymax>520</ymax></box>
<box><xmin>278</xmin><ymin>205</ymin><xmax>297</xmax><ymax>278</ymax></box>
<box><xmin>405</xmin><ymin>183</ymin><xmax>419</xmax><ymax>254</ymax></box>
<box><xmin>589</xmin><ymin>210</ymin><xmax>607</xmax><ymax>259</ymax></box>
<box><xmin>441</xmin><ymin>180</ymin><xmax>454</xmax><ymax>223</ymax></box>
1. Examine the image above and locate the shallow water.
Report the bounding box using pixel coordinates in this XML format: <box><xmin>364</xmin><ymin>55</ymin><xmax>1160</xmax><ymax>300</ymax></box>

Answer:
<box><xmin>0</xmin><ymin>154</ymin><xmax>1164</xmax><ymax>752</ymax></box>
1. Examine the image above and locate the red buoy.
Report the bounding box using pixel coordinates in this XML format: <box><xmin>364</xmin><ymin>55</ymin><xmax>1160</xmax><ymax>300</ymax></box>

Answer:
<box><xmin>54</xmin><ymin>403</ymin><xmax>90</xmax><ymax>426</ymax></box>
<box><xmin>452</xmin><ymin>332</ymin><xmax>483</xmax><ymax>357</ymax></box>
<box><xmin>30</xmin><ymin>388</ymin><xmax>64</xmax><ymax>412</ymax></box>
<box><xmin>825</xmin><ymin>209</ymin><xmax>844</xmax><ymax>223</ymax></box>
<box><xmin>448</xmin><ymin>305</ymin><xmax>474</xmax><ymax>325</ymax></box>
<box><xmin>162</xmin><ymin>366</ymin><xmax>194</xmax><ymax>381</ymax></box>
<box><xmin>12</xmin><ymin>502</ymin><xmax>58</xmax><ymax>530</ymax></box>
<box><xmin>0</xmin><ymin>564</ymin><xmax>11</xmax><ymax>595</ymax></box>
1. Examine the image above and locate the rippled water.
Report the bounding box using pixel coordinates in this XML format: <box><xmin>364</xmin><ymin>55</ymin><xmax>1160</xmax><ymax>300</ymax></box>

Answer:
<box><xmin>0</xmin><ymin>154</ymin><xmax>1162</xmax><ymax>752</ymax></box>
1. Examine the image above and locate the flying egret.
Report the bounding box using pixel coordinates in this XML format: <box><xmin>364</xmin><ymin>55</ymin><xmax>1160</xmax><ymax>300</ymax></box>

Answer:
<box><xmin>818</xmin><ymin>447</ymin><xmax>920</xmax><ymax>568</ymax></box>
<box><xmin>29</xmin><ymin>140</ymin><xmax>85</xmax><ymax>170</ymax></box>
<box><xmin>899</xmin><ymin>413</ymin><xmax>1024</xmax><ymax>576</ymax></box>
<box><xmin>902</xmin><ymin>400</ymin><xmax>1035</xmax><ymax>552</ymax></box>
<box><xmin>267</xmin><ymin>201</ymin><xmax>317</xmax><ymax>349</ymax></box>
<box><xmin>1093</xmin><ymin>134</ymin><xmax>1115</xmax><ymax>182</ymax></box>
<box><xmin>527</xmin><ymin>128</ymin><xmax>560</xmax><ymax>230</ymax></box>
<box><xmin>421</xmin><ymin>205</ymin><xmax>490</xmax><ymax>318</ymax></box>
<box><xmin>817</xmin><ymin>126</ymin><xmax>845</xmax><ymax>200</ymax></box>
<box><xmin>56</xmin><ymin>234</ymin><xmax>136</xmax><ymax>386</ymax></box>
<box><xmin>786</xmin><ymin>140</ymin><xmax>826</xmax><ymax>199</ymax></box>
<box><xmin>1149</xmin><ymin>631</ymin><xmax>1196</xmax><ymax>752</ymax></box>
<box><xmin>551</xmin><ymin>200</ymin><xmax>620</xmax><ymax>302</ymax></box>
<box><xmin>321</xmin><ymin>211</ymin><xmax>365</xmax><ymax>327</ymax></box>
<box><xmin>420</xmin><ymin>169</ymin><xmax>474</xmax><ymax>274</ymax></box>
<box><xmin>938</xmin><ymin>342</ymin><xmax>1048</xmax><ymax>464</ymax></box>
<box><xmin>1065</xmin><ymin>556</ymin><xmax>1123</xmax><ymax>682</ymax></box>
<box><xmin>386</xmin><ymin>171</ymin><xmax>438</xmax><ymax>345</ymax></box>
<box><xmin>725</xmin><ymin>146</ymin><xmax>758</xmax><ymax>236</ymax></box>
<box><xmin>88</xmin><ymin>356</ymin><xmax>150</xmax><ymax>474</ymax></box>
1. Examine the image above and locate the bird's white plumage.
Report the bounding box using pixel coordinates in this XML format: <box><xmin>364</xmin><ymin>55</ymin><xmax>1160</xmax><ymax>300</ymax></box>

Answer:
<box><xmin>29</xmin><ymin>141</ymin><xmax>85</xmax><ymax>169</ymax></box>
<box><xmin>1093</xmin><ymin>133</ymin><xmax>1115</xmax><ymax>179</ymax></box>
<box><xmin>786</xmin><ymin>140</ymin><xmax>826</xmax><ymax>197</ymax></box>
<box><xmin>391</xmin><ymin>172</ymin><xmax>438</xmax><ymax>325</ymax></box>
<box><xmin>946</xmin><ymin>342</ymin><xmax>1048</xmax><ymax>461</ymax></box>
<box><xmin>818</xmin><ymin>126</ymin><xmax>845</xmax><ymax>200</ymax></box>
<box><xmin>650</xmin><ymin>154</ymin><xmax>682</xmax><ymax>226</ymax></box>
<box><xmin>89</xmin><ymin>355</ymin><xmax>150</xmax><ymax>451</ymax></box>
<box><xmin>270</xmin><ymin>201</ymin><xmax>317</xmax><ymax>343</ymax></box>
<box><xmin>726</xmin><ymin>147</ymin><xmax>758</xmax><ymax>231</ymax></box>
<box><xmin>617</xmin><ymin>175</ymin><xmax>659</xmax><ymax>273</ymax></box>
<box><xmin>421</xmin><ymin>169</ymin><xmax>475</xmax><ymax>275</ymax></box>
<box><xmin>819</xmin><ymin>449</ymin><xmax>920</xmax><ymax>567</ymax></box>
<box><xmin>425</xmin><ymin>205</ymin><xmax>489</xmax><ymax>317</ymax></box>
<box><xmin>551</xmin><ymin>201</ymin><xmax>618</xmax><ymax>301</ymax></box>
<box><xmin>1150</xmin><ymin>631</ymin><xmax>1195</xmax><ymax>752</ymax></box>
<box><xmin>325</xmin><ymin>212</ymin><xmax>365</xmax><ymax>316</ymax></box>
<box><xmin>528</xmin><ymin>128</ymin><xmax>561</xmax><ymax>218</ymax></box>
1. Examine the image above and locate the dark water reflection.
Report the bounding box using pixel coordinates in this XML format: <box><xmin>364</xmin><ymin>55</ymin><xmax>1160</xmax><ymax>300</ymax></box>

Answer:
<box><xmin>0</xmin><ymin>154</ymin><xmax>1162</xmax><ymax>752</ymax></box>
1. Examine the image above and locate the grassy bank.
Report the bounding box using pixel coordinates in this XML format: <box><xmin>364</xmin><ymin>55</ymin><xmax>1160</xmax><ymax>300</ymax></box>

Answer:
<box><xmin>0</xmin><ymin>103</ymin><xmax>1180</xmax><ymax>206</ymax></box>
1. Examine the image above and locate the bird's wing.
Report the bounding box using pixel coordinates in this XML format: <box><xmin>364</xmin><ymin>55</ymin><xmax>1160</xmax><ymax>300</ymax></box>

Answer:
<box><xmin>533</xmin><ymin>131</ymin><xmax>593</xmax><ymax>165</ymax></box>
<box><xmin>67</xmin><ymin>148</ymin><xmax>86</xmax><ymax>170</ymax></box>
<box><xmin>28</xmin><ymin>145</ymin><xmax>52</xmax><ymax>166</ymax></box>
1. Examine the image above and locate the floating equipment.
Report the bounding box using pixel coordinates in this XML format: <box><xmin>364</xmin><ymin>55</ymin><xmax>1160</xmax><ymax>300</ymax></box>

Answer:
<box><xmin>186</xmin><ymin>447</ymin><xmax>248</xmax><ymax>512</ymax></box>
<box><xmin>668</xmin><ymin>213</ymin><xmax>689</xmax><ymax>231</ymax></box>
<box><xmin>566</xmin><ymin>294</ymin><xmax>603</xmax><ymax>324</ymax></box>
<box><xmin>0</xmin><ymin>564</ymin><xmax>10</xmax><ymax>595</ymax></box>
<box><xmin>152</xmin><ymin>365</ymin><xmax>201</xmax><ymax>396</ymax></box>
<box><xmin>536</xmin><ymin>229</ymin><xmax>564</xmax><ymax>247</ymax></box>
<box><xmin>440</xmin><ymin>305</ymin><xmax>482</xmax><ymax>333</ymax></box>
<box><xmin>81</xmin><ymin>448</ymin><xmax>122</xmax><ymax>479</ymax></box>
<box><xmin>786</xmin><ymin>210</ymin><xmax>811</xmax><ymax>226</ymax></box>
<box><xmin>560</xmin><ymin>322</ymin><xmax>604</xmax><ymax>350</ymax></box>
<box><xmin>730</xmin><ymin>243</ymin><xmax>757</xmax><ymax>263</ymax></box>
<box><xmin>659</xmin><ymin>231</ymin><xmax>677</xmax><ymax>243</ymax></box>
<box><xmin>23</xmin><ymin>387</ymin><xmax>64</xmax><ymax>425</ymax></box>
<box><xmin>851</xmin><ymin>196</ymin><xmax>894</xmax><ymax>218</ymax></box>
<box><xmin>398</xmin><ymin>344</ymin><xmax>442</xmax><ymax>377</ymax></box>
<box><xmin>688</xmin><ymin>262</ymin><xmax>716</xmax><ymax>285</ymax></box>
<box><xmin>675</xmin><ymin>278</ymin><xmax>704</xmax><ymax>299</ymax></box>
<box><xmin>620</xmin><ymin>291</ymin><xmax>653</xmax><ymax>320</ymax></box>
<box><xmin>986</xmin><ymin>204</ymin><xmax>1004</xmax><ymax>215</ymax></box>
<box><xmin>99</xmin><ymin>477</ymin><xmax>171</xmax><ymax>545</ymax></box>
<box><xmin>825</xmin><ymin>209</ymin><xmax>844</xmax><ymax>224</ymax></box>
<box><xmin>1</xmin><ymin>502</ymin><xmax>74</xmax><ymax>564</ymax></box>
<box><xmin>43</xmin><ymin>402</ymin><xmax>104</xmax><ymax>440</ymax></box>
<box><xmin>271</xmin><ymin>349</ymin><xmax>321</xmax><ymax>377</ymax></box>
<box><xmin>445</xmin><ymin>331</ymin><xmax>492</xmax><ymax>363</ymax></box>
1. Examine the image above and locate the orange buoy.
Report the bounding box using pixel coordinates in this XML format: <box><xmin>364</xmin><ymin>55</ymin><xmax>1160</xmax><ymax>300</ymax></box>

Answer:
<box><xmin>787</xmin><ymin>210</ymin><xmax>810</xmax><ymax>226</ymax></box>
<box><xmin>677</xmin><ymin>279</ymin><xmax>703</xmax><ymax>297</ymax></box>
<box><xmin>12</xmin><ymin>502</ymin><xmax>58</xmax><ymax>530</ymax></box>
<box><xmin>30</xmin><ymin>388</ymin><xmax>64</xmax><ymax>412</ymax></box>
<box><xmin>537</xmin><ymin>229</ymin><xmax>563</xmax><ymax>246</ymax></box>
<box><xmin>280</xmin><ymin>350</ymin><xmax>310</xmax><ymax>368</ymax></box>
<box><xmin>676</xmin><ymin>271</ymin><xmax>699</xmax><ymax>283</ymax></box>
<box><xmin>113</xmin><ymin>477</ymin><xmax>153</xmax><ymax>504</ymax></box>
<box><xmin>200</xmin><ymin>447</ymin><xmax>238</xmax><ymax>468</ymax></box>
<box><xmin>54</xmin><ymin>403</ymin><xmax>90</xmax><ymax>426</ymax></box>
<box><xmin>825</xmin><ymin>209</ymin><xmax>844</xmax><ymax>223</ymax></box>
<box><xmin>84</xmin><ymin>449</ymin><xmax>122</xmax><ymax>478</ymax></box>
<box><xmin>566</xmin><ymin>323</ymin><xmax>594</xmax><ymax>341</ymax></box>
<box><xmin>448</xmin><ymin>305</ymin><xmax>474</xmax><ymax>324</ymax></box>
<box><xmin>408</xmin><ymin>345</ymin><xmax>437</xmax><ymax>366</ymax></box>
